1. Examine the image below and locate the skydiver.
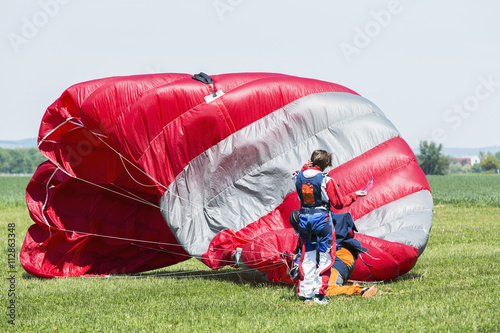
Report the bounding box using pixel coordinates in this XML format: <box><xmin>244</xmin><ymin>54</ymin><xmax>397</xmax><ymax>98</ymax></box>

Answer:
<box><xmin>290</xmin><ymin>149</ymin><xmax>367</xmax><ymax>304</ymax></box>
<box><xmin>289</xmin><ymin>212</ymin><xmax>379</xmax><ymax>300</ymax></box>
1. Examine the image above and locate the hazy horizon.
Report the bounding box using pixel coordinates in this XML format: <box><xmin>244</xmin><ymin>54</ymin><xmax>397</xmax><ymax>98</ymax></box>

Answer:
<box><xmin>3</xmin><ymin>138</ymin><xmax>500</xmax><ymax>155</ymax></box>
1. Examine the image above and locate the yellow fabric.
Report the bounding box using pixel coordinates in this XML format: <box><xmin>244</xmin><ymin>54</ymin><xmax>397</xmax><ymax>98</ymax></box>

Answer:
<box><xmin>325</xmin><ymin>247</ymin><xmax>363</xmax><ymax>296</ymax></box>
<box><xmin>336</xmin><ymin>247</ymin><xmax>355</xmax><ymax>267</ymax></box>
<box><xmin>326</xmin><ymin>284</ymin><xmax>363</xmax><ymax>296</ymax></box>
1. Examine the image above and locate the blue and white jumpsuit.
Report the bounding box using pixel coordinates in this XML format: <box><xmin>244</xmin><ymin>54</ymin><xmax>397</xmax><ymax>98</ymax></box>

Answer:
<box><xmin>295</xmin><ymin>168</ymin><xmax>335</xmax><ymax>299</ymax></box>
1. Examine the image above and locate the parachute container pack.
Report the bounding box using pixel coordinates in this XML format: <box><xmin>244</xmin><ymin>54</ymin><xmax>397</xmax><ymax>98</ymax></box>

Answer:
<box><xmin>21</xmin><ymin>72</ymin><xmax>433</xmax><ymax>282</ymax></box>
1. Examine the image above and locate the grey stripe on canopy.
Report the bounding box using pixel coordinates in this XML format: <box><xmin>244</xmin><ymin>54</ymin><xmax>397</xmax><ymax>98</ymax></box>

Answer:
<box><xmin>354</xmin><ymin>190</ymin><xmax>433</xmax><ymax>255</ymax></box>
<box><xmin>160</xmin><ymin>92</ymin><xmax>400</xmax><ymax>257</ymax></box>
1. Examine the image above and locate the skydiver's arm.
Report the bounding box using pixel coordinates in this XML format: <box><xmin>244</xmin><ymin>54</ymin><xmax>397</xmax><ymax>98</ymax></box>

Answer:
<box><xmin>325</xmin><ymin>178</ymin><xmax>358</xmax><ymax>209</ymax></box>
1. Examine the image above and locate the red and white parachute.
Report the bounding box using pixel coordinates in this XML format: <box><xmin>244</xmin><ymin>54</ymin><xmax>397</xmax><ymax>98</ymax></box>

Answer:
<box><xmin>21</xmin><ymin>73</ymin><xmax>432</xmax><ymax>281</ymax></box>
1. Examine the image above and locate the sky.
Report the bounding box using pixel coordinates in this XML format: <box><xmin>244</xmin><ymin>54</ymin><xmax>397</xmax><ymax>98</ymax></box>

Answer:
<box><xmin>1</xmin><ymin>0</ymin><xmax>499</xmax><ymax>149</ymax></box>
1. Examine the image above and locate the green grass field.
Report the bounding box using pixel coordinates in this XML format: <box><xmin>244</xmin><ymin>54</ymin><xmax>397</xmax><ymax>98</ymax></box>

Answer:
<box><xmin>1</xmin><ymin>175</ymin><xmax>499</xmax><ymax>332</ymax></box>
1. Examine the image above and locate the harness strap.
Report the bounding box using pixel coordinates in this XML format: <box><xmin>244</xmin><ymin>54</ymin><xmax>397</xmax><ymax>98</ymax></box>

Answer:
<box><xmin>299</xmin><ymin>208</ymin><xmax>328</xmax><ymax>215</ymax></box>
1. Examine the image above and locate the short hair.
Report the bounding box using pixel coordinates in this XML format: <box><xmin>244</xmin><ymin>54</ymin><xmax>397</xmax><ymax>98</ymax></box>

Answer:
<box><xmin>310</xmin><ymin>149</ymin><xmax>332</xmax><ymax>171</ymax></box>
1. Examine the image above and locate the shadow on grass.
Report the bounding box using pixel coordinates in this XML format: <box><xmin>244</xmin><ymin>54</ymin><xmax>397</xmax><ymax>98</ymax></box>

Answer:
<box><xmin>22</xmin><ymin>272</ymin><xmax>48</xmax><ymax>280</ymax></box>
<box><xmin>347</xmin><ymin>272</ymin><xmax>423</xmax><ymax>286</ymax></box>
<box><xmin>390</xmin><ymin>272</ymin><xmax>423</xmax><ymax>282</ymax></box>
<box><xmin>20</xmin><ymin>267</ymin><xmax>291</xmax><ymax>288</ymax></box>
<box><xmin>123</xmin><ymin>267</ymin><xmax>291</xmax><ymax>287</ymax></box>
<box><xmin>21</xmin><ymin>267</ymin><xmax>422</xmax><ymax>290</ymax></box>
<box><xmin>118</xmin><ymin>269</ymin><xmax>423</xmax><ymax>290</ymax></box>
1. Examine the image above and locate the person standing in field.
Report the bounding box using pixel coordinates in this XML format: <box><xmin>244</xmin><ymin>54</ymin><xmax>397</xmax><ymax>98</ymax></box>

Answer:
<box><xmin>291</xmin><ymin>149</ymin><xmax>367</xmax><ymax>304</ymax></box>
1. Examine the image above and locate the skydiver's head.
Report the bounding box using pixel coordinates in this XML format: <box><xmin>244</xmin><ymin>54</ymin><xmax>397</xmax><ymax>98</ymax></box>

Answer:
<box><xmin>310</xmin><ymin>149</ymin><xmax>332</xmax><ymax>171</ymax></box>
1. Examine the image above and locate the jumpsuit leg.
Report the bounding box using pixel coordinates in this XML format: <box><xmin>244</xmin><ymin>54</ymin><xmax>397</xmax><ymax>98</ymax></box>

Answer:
<box><xmin>314</xmin><ymin>221</ymin><xmax>334</xmax><ymax>297</ymax></box>
<box><xmin>297</xmin><ymin>248</ymin><xmax>317</xmax><ymax>299</ymax></box>
<box><xmin>315</xmin><ymin>248</ymin><xmax>333</xmax><ymax>296</ymax></box>
<box><xmin>297</xmin><ymin>213</ymin><xmax>334</xmax><ymax>299</ymax></box>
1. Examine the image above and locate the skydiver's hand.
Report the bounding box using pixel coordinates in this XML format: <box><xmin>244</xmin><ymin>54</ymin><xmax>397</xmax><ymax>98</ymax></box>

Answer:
<box><xmin>355</xmin><ymin>190</ymin><xmax>367</xmax><ymax>197</ymax></box>
<box><xmin>300</xmin><ymin>160</ymin><xmax>312</xmax><ymax>172</ymax></box>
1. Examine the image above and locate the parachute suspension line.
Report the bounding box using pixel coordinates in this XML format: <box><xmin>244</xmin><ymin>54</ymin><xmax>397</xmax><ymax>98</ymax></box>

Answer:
<box><xmin>44</xmin><ymin>155</ymin><xmax>163</xmax><ymax>211</ymax></box>
<box><xmin>87</xmin><ymin>130</ymin><xmax>108</xmax><ymax>138</ymax></box>
<box><xmin>72</xmin><ymin>170</ymin><xmax>205</xmax><ymax>215</ymax></box>
<box><xmin>114</xmin><ymin>153</ymin><xmax>208</xmax><ymax>211</ymax></box>
<box><xmin>35</xmin><ymin>221</ymin><xmax>288</xmax><ymax>268</ymax></box>
<box><xmin>93</xmin><ymin>135</ymin><xmax>168</xmax><ymax>190</ymax></box>
<box><xmin>38</xmin><ymin>117</ymin><xmax>84</xmax><ymax>148</ymax></box>
<box><xmin>281</xmin><ymin>253</ymin><xmax>295</xmax><ymax>276</ymax></box>
<box><xmin>44</xmin><ymin>130</ymin><xmax>203</xmax><ymax>211</ymax></box>
<box><xmin>117</xmin><ymin>155</ymin><xmax>159</xmax><ymax>188</ymax></box>
<box><xmin>93</xmin><ymin>134</ymin><xmax>207</xmax><ymax>209</ymax></box>
<box><xmin>42</xmin><ymin>152</ymin><xmax>203</xmax><ymax>222</ymax></box>
<box><xmin>79</xmin><ymin>259</ymin><xmax>282</xmax><ymax>281</ymax></box>
<box><xmin>38</xmin><ymin>168</ymin><xmax>289</xmax><ymax>261</ymax></box>
<box><xmin>131</xmin><ymin>239</ymin><xmax>286</xmax><ymax>266</ymax></box>
<box><xmin>37</xmin><ymin>120</ymin><xmax>293</xmax><ymax>269</ymax></box>
<box><xmin>227</xmin><ymin>232</ymin><xmax>285</xmax><ymax>263</ymax></box>
<box><xmin>39</xmin><ymin>117</ymin><xmax>222</xmax><ymax>212</ymax></box>
<box><xmin>73</xmin><ymin>171</ymin><xmax>205</xmax><ymax>219</ymax></box>
<box><xmin>72</xmin><ymin>174</ymin><xmax>161</xmax><ymax>210</ymax></box>
<box><xmin>36</xmin><ymin>164</ymin><xmax>192</xmax><ymax>251</ymax></box>
<box><xmin>108</xmin><ymin>183</ymin><xmax>160</xmax><ymax>207</ymax></box>
<box><xmin>236</xmin><ymin>252</ymin><xmax>287</xmax><ymax>266</ymax></box>
<box><xmin>119</xmin><ymin>243</ymin><xmax>287</xmax><ymax>277</ymax></box>
<box><xmin>39</xmin><ymin>159</ymin><xmax>294</xmax><ymax>271</ymax></box>
<box><xmin>47</xmin><ymin>226</ymin><xmax>187</xmax><ymax>249</ymax></box>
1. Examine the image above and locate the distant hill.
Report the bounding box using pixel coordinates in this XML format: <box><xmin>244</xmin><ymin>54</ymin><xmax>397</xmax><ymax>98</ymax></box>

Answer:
<box><xmin>413</xmin><ymin>146</ymin><xmax>500</xmax><ymax>157</ymax></box>
<box><xmin>0</xmin><ymin>138</ymin><xmax>37</xmax><ymax>148</ymax></box>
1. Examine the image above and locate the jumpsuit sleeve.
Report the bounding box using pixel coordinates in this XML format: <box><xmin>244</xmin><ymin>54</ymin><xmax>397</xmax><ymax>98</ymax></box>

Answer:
<box><xmin>325</xmin><ymin>177</ymin><xmax>357</xmax><ymax>210</ymax></box>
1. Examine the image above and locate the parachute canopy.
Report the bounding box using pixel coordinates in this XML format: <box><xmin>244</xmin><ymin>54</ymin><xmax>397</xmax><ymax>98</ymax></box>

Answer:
<box><xmin>21</xmin><ymin>72</ymin><xmax>432</xmax><ymax>281</ymax></box>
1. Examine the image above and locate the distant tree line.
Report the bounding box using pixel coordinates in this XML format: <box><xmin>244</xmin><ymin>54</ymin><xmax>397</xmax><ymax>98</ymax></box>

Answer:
<box><xmin>417</xmin><ymin>141</ymin><xmax>500</xmax><ymax>175</ymax></box>
<box><xmin>2</xmin><ymin>143</ymin><xmax>499</xmax><ymax>176</ymax></box>
<box><xmin>0</xmin><ymin>148</ymin><xmax>47</xmax><ymax>174</ymax></box>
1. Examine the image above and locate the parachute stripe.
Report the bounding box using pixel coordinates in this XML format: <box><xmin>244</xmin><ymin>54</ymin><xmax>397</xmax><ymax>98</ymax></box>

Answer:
<box><xmin>331</xmin><ymin>136</ymin><xmax>431</xmax><ymax>217</ymax></box>
<box><xmin>354</xmin><ymin>190</ymin><xmax>433</xmax><ymax>254</ymax></box>
<box><xmin>161</xmin><ymin>92</ymin><xmax>400</xmax><ymax>257</ymax></box>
